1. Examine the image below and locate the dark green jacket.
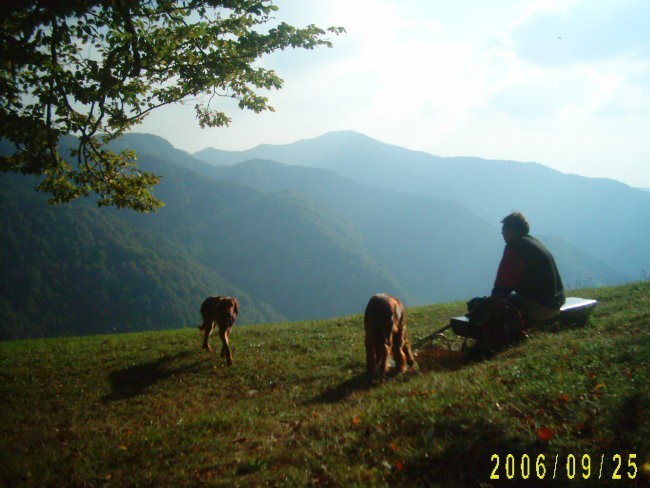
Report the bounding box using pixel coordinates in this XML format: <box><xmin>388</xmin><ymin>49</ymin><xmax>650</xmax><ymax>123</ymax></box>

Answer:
<box><xmin>493</xmin><ymin>235</ymin><xmax>565</xmax><ymax>309</ymax></box>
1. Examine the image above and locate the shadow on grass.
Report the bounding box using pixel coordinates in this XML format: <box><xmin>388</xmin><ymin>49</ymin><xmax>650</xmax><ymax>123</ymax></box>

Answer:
<box><xmin>307</xmin><ymin>367</ymin><xmax>424</xmax><ymax>405</ymax></box>
<box><xmin>369</xmin><ymin>416</ymin><xmax>534</xmax><ymax>487</ymax></box>
<box><xmin>306</xmin><ymin>372</ymin><xmax>371</xmax><ymax>404</ymax></box>
<box><xmin>309</xmin><ymin>342</ymin><xmax>524</xmax><ymax>405</ymax></box>
<box><xmin>103</xmin><ymin>350</ymin><xmax>203</xmax><ymax>402</ymax></box>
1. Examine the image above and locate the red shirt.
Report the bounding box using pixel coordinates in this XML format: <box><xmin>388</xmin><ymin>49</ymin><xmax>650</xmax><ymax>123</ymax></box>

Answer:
<box><xmin>493</xmin><ymin>246</ymin><xmax>525</xmax><ymax>294</ymax></box>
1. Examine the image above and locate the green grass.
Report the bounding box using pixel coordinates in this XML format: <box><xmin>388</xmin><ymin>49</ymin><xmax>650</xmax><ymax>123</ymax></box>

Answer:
<box><xmin>1</xmin><ymin>282</ymin><xmax>648</xmax><ymax>487</ymax></box>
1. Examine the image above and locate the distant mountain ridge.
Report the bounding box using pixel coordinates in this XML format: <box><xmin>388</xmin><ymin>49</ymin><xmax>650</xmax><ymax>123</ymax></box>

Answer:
<box><xmin>193</xmin><ymin>130</ymin><xmax>650</xmax><ymax>280</ymax></box>
<box><xmin>121</xmin><ymin>136</ymin><xmax>631</xmax><ymax>298</ymax></box>
<box><xmin>211</xmin><ymin>158</ymin><xmax>630</xmax><ymax>293</ymax></box>
<box><xmin>209</xmin><ymin>159</ymin><xmax>503</xmax><ymax>303</ymax></box>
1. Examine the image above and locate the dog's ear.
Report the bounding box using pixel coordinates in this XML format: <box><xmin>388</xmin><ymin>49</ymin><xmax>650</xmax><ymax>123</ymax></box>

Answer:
<box><xmin>231</xmin><ymin>298</ymin><xmax>239</xmax><ymax>316</ymax></box>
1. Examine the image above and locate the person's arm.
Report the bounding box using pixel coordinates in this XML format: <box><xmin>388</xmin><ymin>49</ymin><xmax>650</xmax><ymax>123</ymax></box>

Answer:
<box><xmin>492</xmin><ymin>246</ymin><xmax>525</xmax><ymax>298</ymax></box>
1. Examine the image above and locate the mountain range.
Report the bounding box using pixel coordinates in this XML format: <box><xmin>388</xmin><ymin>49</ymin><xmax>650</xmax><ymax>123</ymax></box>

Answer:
<box><xmin>1</xmin><ymin>131</ymin><xmax>644</xmax><ymax>339</ymax></box>
<box><xmin>195</xmin><ymin>131</ymin><xmax>650</xmax><ymax>279</ymax></box>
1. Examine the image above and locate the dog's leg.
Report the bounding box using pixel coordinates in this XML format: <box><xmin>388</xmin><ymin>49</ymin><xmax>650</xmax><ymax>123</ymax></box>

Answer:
<box><xmin>365</xmin><ymin>335</ymin><xmax>378</xmax><ymax>381</ymax></box>
<box><xmin>394</xmin><ymin>318</ymin><xmax>417</xmax><ymax>372</ymax></box>
<box><xmin>219</xmin><ymin>329</ymin><xmax>226</xmax><ymax>359</ymax></box>
<box><xmin>379</xmin><ymin>331</ymin><xmax>392</xmax><ymax>381</ymax></box>
<box><xmin>219</xmin><ymin>326</ymin><xmax>233</xmax><ymax>365</ymax></box>
<box><xmin>202</xmin><ymin>320</ymin><xmax>215</xmax><ymax>352</ymax></box>
<box><xmin>379</xmin><ymin>343</ymin><xmax>391</xmax><ymax>380</ymax></box>
<box><xmin>402</xmin><ymin>329</ymin><xmax>417</xmax><ymax>369</ymax></box>
<box><xmin>392</xmin><ymin>330</ymin><xmax>408</xmax><ymax>373</ymax></box>
<box><xmin>201</xmin><ymin>320</ymin><xmax>210</xmax><ymax>351</ymax></box>
<box><xmin>225</xmin><ymin>327</ymin><xmax>233</xmax><ymax>365</ymax></box>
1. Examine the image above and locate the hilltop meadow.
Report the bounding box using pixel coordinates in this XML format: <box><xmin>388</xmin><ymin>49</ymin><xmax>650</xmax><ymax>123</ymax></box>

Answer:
<box><xmin>1</xmin><ymin>281</ymin><xmax>648</xmax><ymax>487</ymax></box>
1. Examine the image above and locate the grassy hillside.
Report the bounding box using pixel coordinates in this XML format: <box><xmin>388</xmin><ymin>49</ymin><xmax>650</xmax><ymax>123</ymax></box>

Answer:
<box><xmin>1</xmin><ymin>282</ymin><xmax>648</xmax><ymax>487</ymax></box>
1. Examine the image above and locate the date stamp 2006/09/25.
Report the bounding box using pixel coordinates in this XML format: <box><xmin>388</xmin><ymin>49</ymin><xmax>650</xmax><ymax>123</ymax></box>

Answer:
<box><xmin>489</xmin><ymin>453</ymin><xmax>642</xmax><ymax>481</ymax></box>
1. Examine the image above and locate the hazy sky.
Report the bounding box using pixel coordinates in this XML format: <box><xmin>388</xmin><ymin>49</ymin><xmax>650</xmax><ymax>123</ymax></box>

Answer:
<box><xmin>138</xmin><ymin>0</ymin><xmax>650</xmax><ymax>188</ymax></box>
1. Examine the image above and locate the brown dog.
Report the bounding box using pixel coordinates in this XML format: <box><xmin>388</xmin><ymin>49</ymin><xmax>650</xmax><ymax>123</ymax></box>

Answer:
<box><xmin>364</xmin><ymin>293</ymin><xmax>416</xmax><ymax>382</ymax></box>
<box><xmin>199</xmin><ymin>296</ymin><xmax>239</xmax><ymax>365</ymax></box>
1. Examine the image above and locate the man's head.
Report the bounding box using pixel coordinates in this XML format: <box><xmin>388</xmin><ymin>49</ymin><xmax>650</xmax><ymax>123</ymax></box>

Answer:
<box><xmin>500</xmin><ymin>212</ymin><xmax>529</xmax><ymax>243</ymax></box>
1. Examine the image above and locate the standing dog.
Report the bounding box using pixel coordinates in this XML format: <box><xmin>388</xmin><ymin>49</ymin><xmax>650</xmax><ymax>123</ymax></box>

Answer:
<box><xmin>199</xmin><ymin>296</ymin><xmax>239</xmax><ymax>365</ymax></box>
<box><xmin>364</xmin><ymin>293</ymin><xmax>416</xmax><ymax>382</ymax></box>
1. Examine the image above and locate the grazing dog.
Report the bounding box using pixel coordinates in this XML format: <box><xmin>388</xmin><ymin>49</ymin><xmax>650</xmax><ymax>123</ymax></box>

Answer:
<box><xmin>199</xmin><ymin>296</ymin><xmax>239</xmax><ymax>365</ymax></box>
<box><xmin>364</xmin><ymin>293</ymin><xmax>416</xmax><ymax>382</ymax></box>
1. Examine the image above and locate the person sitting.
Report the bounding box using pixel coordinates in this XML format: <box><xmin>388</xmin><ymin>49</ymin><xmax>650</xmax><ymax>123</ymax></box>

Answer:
<box><xmin>465</xmin><ymin>212</ymin><xmax>565</xmax><ymax>350</ymax></box>
<box><xmin>492</xmin><ymin>211</ymin><xmax>565</xmax><ymax>321</ymax></box>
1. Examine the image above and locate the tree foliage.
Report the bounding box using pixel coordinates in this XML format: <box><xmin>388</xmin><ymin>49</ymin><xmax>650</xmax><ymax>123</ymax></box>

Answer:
<box><xmin>0</xmin><ymin>0</ymin><xmax>343</xmax><ymax>211</ymax></box>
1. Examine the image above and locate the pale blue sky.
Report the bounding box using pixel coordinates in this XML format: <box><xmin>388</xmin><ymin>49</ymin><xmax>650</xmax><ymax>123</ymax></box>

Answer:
<box><xmin>138</xmin><ymin>0</ymin><xmax>650</xmax><ymax>188</ymax></box>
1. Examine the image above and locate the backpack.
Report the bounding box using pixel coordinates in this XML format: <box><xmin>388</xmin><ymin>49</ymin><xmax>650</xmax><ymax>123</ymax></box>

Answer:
<box><xmin>466</xmin><ymin>297</ymin><xmax>527</xmax><ymax>349</ymax></box>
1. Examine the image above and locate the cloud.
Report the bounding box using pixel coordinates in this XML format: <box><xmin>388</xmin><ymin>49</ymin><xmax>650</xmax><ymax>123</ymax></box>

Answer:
<box><xmin>486</xmin><ymin>0</ymin><xmax>650</xmax><ymax>124</ymax></box>
<box><xmin>136</xmin><ymin>0</ymin><xmax>650</xmax><ymax>187</ymax></box>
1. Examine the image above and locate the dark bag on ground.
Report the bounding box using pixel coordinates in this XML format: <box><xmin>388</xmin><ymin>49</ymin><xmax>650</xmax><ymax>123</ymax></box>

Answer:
<box><xmin>464</xmin><ymin>297</ymin><xmax>527</xmax><ymax>347</ymax></box>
